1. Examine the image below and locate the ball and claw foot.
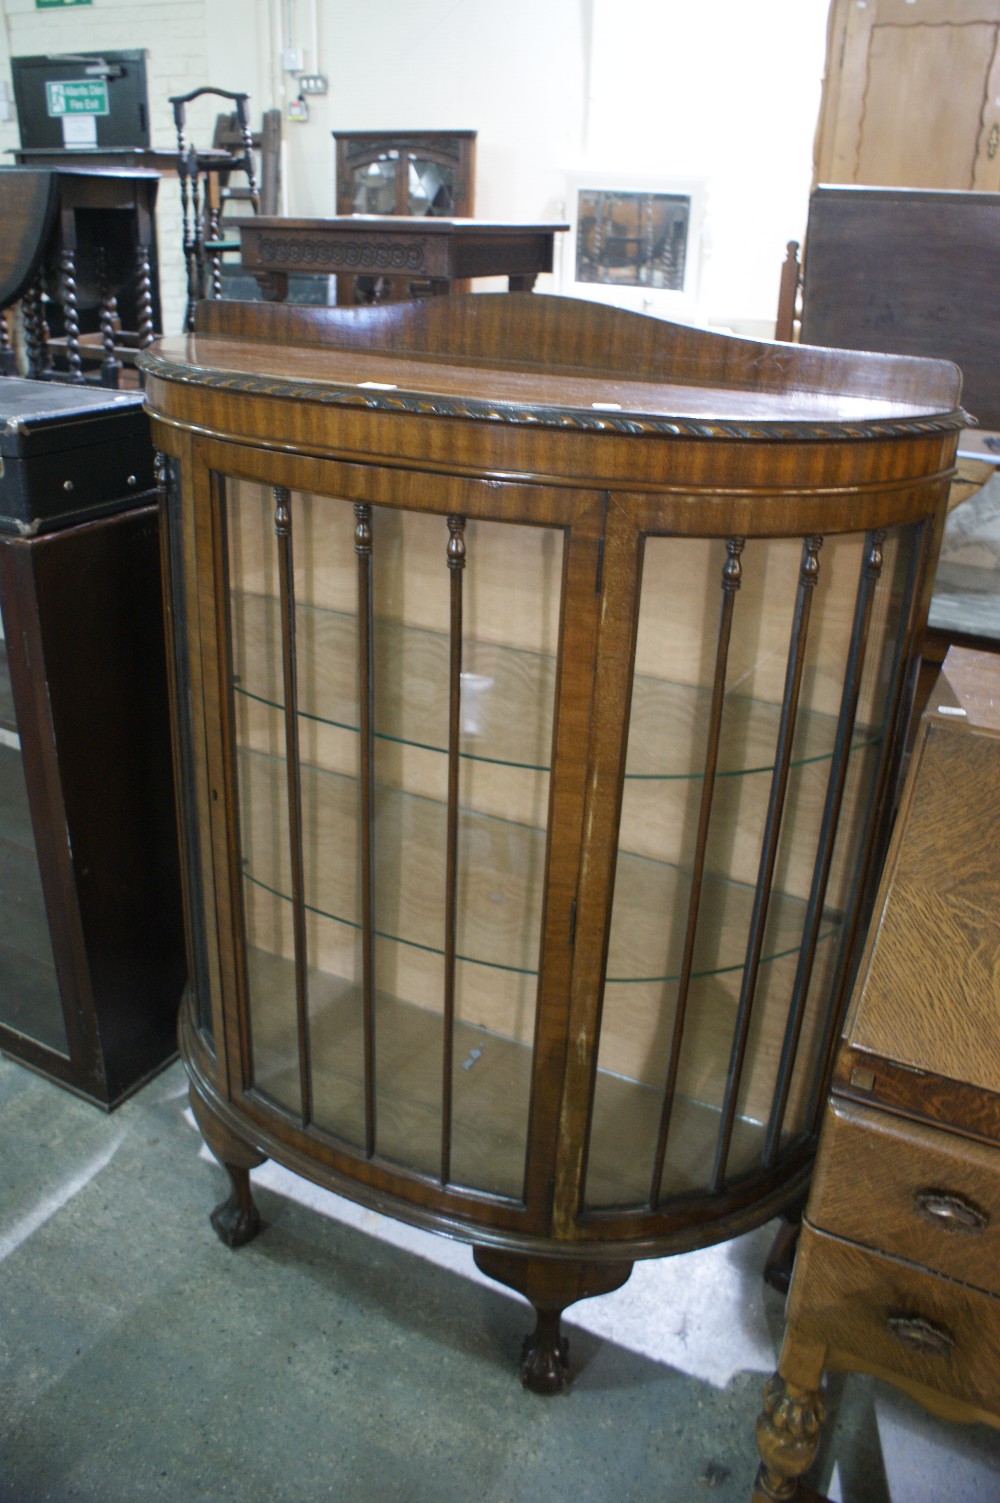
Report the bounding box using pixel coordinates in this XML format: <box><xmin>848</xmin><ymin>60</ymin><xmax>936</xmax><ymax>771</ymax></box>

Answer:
<box><xmin>520</xmin><ymin>1310</ymin><xmax>570</xmax><ymax>1394</ymax></box>
<box><xmin>209</xmin><ymin>1163</ymin><xmax>263</xmax><ymax>1249</ymax></box>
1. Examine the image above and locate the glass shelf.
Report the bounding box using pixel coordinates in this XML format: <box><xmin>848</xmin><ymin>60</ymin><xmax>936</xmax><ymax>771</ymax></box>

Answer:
<box><xmin>243</xmin><ymin>943</ymin><xmax>775</xmax><ymax>1206</ymax></box>
<box><xmin>231</xmin><ymin>593</ymin><xmax>555</xmax><ymax>773</ymax></box>
<box><xmin>246</xmin><ymin>946</ymin><xmax>532</xmax><ymax>1196</ymax></box>
<box><xmin>230</xmin><ymin>591</ymin><xmax>876</xmax><ymax>780</ymax></box>
<box><xmin>236</xmin><ymin>744</ymin><xmax>839</xmax><ymax>986</ymax></box>
<box><xmin>586</xmin><ymin>1068</ymin><xmax>767</xmax><ymax>1206</ymax></box>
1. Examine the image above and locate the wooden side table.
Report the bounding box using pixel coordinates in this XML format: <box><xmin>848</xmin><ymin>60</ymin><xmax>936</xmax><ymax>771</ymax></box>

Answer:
<box><xmin>0</xmin><ymin>166</ymin><xmax>159</xmax><ymax>384</ymax></box>
<box><xmin>232</xmin><ymin>216</ymin><xmax>567</xmax><ymax>303</ymax></box>
<box><xmin>753</xmin><ymin>647</ymin><xmax>1000</xmax><ymax>1501</ymax></box>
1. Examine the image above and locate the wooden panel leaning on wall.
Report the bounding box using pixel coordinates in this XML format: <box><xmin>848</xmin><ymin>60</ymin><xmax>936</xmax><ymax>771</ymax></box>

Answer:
<box><xmin>814</xmin><ymin>0</ymin><xmax>1000</xmax><ymax>191</ymax></box>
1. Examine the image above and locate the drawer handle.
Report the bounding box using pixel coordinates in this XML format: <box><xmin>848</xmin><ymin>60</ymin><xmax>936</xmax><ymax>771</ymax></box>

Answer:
<box><xmin>914</xmin><ymin>1189</ymin><xmax>989</xmax><ymax>1234</ymax></box>
<box><xmin>886</xmin><ymin>1313</ymin><xmax>955</xmax><ymax>1357</ymax></box>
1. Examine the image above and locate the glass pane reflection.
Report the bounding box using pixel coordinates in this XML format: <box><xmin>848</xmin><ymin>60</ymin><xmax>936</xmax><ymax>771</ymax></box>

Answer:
<box><xmin>0</xmin><ymin>624</ymin><xmax>66</xmax><ymax>1054</ymax></box>
<box><xmin>226</xmin><ymin>481</ymin><xmax>563</xmax><ymax>1200</ymax></box>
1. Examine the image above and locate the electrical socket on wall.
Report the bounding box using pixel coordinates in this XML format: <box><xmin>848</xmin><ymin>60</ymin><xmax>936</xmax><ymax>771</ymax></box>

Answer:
<box><xmin>282</xmin><ymin>47</ymin><xmax>304</xmax><ymax>73</ymax></box>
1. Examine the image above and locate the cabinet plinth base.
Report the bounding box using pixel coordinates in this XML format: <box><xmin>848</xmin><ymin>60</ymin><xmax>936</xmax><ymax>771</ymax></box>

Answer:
<box><xmin>473</xmin><ymin>1246</ymin><xmax>633</xmax><ymax>1393</ymax></box>
<box><xmin>188</xmin><ymin>1080</ymin><xmax>267</xmax><ymax>1250</ymax></box>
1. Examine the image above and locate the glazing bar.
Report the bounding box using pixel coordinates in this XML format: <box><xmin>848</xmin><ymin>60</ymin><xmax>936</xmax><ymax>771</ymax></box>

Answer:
<box><xmin>273</xmin><ymin>485</ymin><xmax>312</xmax><ymax>1126</ymax></box>
<box><xmin>441</xmin><ymin>516</ymin><xmax>467</xmax><ymax>1184</ymax></box>
<box><xmin>710</xmin><ymin>534</ymin><xmax>824</xmax><ymax>1193</ymax></box>
<box><xmin>805</xmin><ymin>522</ymin><xmax>925</xmax><ymax>1130</ymax></box>
<box><xmin>648</xmin><ymin>536</ymin><xmax>745</xmax><ymax>1208</ymax></box>
<box><xmin>354</xmin><ymin>502</ymin><xmax>377</xmax><ymax>1157</ymax></box>
<box><xmin>764</xmin><ymin>530</ymin><xmax>885</xmax><ymax>1167</ymax></box>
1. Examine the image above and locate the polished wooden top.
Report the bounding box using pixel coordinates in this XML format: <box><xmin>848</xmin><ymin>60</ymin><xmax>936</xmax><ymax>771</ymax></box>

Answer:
<box><xmin>142</xmin><ymin>293</ymin><xmax>963</xmax><ymax>438</ymax></box>
<box><xmin>11</xmin><ymin>146</ymin><xmax>230</xmax><ymax>175</ymax></box>
<box><xmin>148</xmin><ymin>330</ymin><xmax>954</xmax><ymax>429</ymax></box>
<box><xmin>142</xmin><ymin>295</ymin><xmax>963</xmax><ymax>533</ymax></box>
<box><xmin>231</xmin><ymin>214</ymin><xmax>567</xmax><ymax>238</ymax></box>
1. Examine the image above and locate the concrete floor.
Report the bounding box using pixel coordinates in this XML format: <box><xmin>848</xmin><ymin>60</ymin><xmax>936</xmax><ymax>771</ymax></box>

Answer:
<box><xmin>2</xmin><ymin>1052</ymin><xmax>1000</xmax><ymax>1503</ymax></box>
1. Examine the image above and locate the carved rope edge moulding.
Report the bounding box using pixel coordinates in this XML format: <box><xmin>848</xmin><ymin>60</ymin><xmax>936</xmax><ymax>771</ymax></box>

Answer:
<box><xmin>137</xmin><ymin>355</ymin><xmax>969</xmax><ymax>442</ymax></box>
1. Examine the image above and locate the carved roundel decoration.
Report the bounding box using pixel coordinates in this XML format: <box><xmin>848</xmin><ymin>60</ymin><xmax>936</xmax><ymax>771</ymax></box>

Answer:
<box><xmin>257</xmin><ymin>235</ymin><xmax>428</xmax><ymax>272</ymax></box>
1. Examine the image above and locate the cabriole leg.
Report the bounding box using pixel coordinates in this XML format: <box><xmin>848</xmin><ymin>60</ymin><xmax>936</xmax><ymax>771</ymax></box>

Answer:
<box><xmin>188</xmin><ymin>1080</ymin><xmax>267</xmax><ymax>1249</ymax></box>
<box><xmin>473</xmin><ymin>1247</ymin><xmax>632</xmax><ymax>1393</ymax></box>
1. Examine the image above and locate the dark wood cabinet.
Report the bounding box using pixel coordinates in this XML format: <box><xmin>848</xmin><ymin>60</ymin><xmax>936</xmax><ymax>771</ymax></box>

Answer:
<box><xmin>142</xmin><ymin>294</ymin><xmax>961</xmax><ymax>1389</ymax></box>
<box><xmin>0</xmin><ymin>382</ymin><xmax>184</xmax><ymax>1107</ymax></box>
<box><xmin>333</xmin><ymin>129</ymin><xmax>475</xmax><ymax>219</ymax></box>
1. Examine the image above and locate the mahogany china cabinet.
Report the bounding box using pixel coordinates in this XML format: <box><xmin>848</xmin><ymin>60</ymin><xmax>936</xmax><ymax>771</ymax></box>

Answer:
<box><xmin>140</xmin><ymin>294</ymin><xmax>962</xmax><ymax>1390</ymax></box>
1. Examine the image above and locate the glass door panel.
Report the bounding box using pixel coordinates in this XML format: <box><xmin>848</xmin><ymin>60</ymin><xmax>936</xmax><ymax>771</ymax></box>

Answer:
<box><xmin>407</xmin><ymin>157</ymin><xmax>458</xmax><ymax>216</ymax></box>
<box><xmin>586</xmin><ymin>524</ymin><xmax>920</xmax><ymax>1210</ymax></box>
<box><xmin>0</xmin><ymin>606</ymin><xmax>66</xmax><ymax>1054</ymax></box>
<box><xmin>226</xmin><ymin>479</ymin><xmax>563</xmax><ymax>1200</ymax></box>
<box><xmin>352</xmin><ymin>153</ymin><xmax>399</xmax><ymax>215</ymax></box>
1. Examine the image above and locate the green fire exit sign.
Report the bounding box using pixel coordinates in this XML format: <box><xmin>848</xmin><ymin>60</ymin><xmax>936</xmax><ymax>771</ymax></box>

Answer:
<box><xmin>45</xmin><ymin>79</ymin><xmax>109</xmax><ymax>117</ymax></box>
<box><xmin>37</xmin><ymin>1</ymin><xmax>93</xmax><ymax>9</ymax></box>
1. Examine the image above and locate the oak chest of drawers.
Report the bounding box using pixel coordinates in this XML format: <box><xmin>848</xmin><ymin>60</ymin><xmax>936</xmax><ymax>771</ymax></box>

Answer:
<box><xmin>754</xmin><ymin>647</ymin><xmax>1000</xmax><ymax>1500</ymax></box>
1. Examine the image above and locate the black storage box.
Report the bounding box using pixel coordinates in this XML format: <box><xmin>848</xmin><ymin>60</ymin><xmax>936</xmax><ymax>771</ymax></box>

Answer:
<box><xmin>0</xmin><ymin>379</ymin><xmax>155</xmax><ymax>535</ymax></box>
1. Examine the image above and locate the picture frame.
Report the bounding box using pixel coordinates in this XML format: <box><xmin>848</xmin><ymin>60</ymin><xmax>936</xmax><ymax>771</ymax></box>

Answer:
<box><xmin>560</xmin><ymin>172</ymin><xmax>706</xmax><ymax>320</ymax></box>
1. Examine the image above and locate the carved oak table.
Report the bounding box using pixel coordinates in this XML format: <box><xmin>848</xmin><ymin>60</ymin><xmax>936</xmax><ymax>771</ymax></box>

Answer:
<box><xmin>230</xmin><ymin>215</ymin><xmax>567</xmax><ymax>303</ymax></box>
<box><xmin>140</xmin><ymin>293</ymin><xmax>962</xmax><ymax>1395</ymax></box>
